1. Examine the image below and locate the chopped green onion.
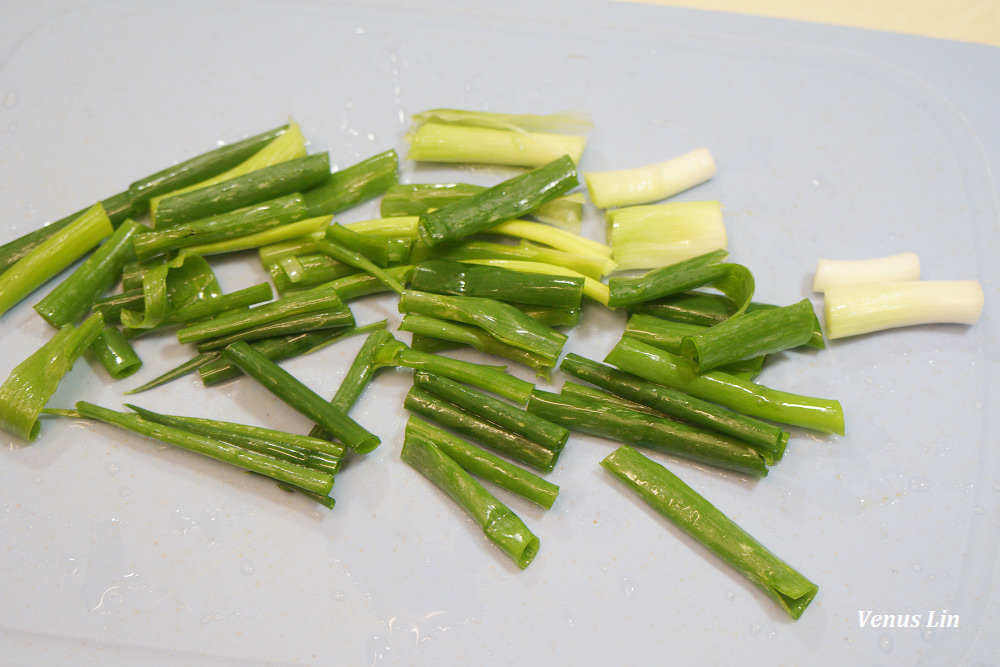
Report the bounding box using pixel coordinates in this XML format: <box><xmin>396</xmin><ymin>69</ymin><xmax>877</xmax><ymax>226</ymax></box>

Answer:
<box><xmin>325</xmin><ymin>223</ymin><xmax>411</xmax><ymax>268</ymax></box>
<box><xmin>181</xmin><ymin>216</ymin><xmax>332</xmax><ymax>258</ymax></box>
<box><xmin>121</xmin><ymin>254</ymin><xmax>222</xmax><ymax>330</ymax></box>
<box><xmin>90</xmin><ymin>327</ymin><xmax>143</xmax><ymax>379</ymax></box>
<box><xmin>607</xmin><ymin>201</ymin><xmax>727</xmax><ymax>271</ymax></box>
<box><xmin>193</xmin><ymin>307</ymin><xmax>354</xmax><ymax>352</ymax></box>
<box><xmin>315</xmin><ymin>239</ymin><xmax>406</xmax><ymax>295</ymax></box>
<box><xmin>457</xmin><ymin>259</ymin><xmax>608</xmax><ymax>306</ymax></box>
<box><xmin>488</xmin><ymin>220</ymin><xmax>612</xmax><ymax>260</ymax></box>
<box><xmin>601</xmin><ymin>446</ymin><xmax>817</xmax><ymax>619</ymax></box>
<box><xmin>0</xmin><ymin>313</ymin><xmax>103</xmax><ymax>440</ymax></box>
<box><xmin>410</xmin><ymin>259</ymin><xmax>584</xmax><ymax>308</ymax></box>
<box><xmin>410</xmin><ymin>108</ymin><xmax>592</xmax><ymax>133</ymax></box>
<box><xmin>823</xmin><ymin>280</ymin><xmax>984</xmax><ymax>339</ymax></box>
<box><xmin>406</xmin><ymin>122</ymin><xmax>586</xmax><ymax>167</ymax></box>
<box><xmin>584</xmin><ymin>147</ymin><xmax>716</xmax><ymax>209</ymax></box>
<box><xmin>429</xmin><ymin>240</ymin><xmax>615</xmax><ymax>280</ymax></box>
<box><xmin>812</xmin><ymin>252</ymin><xmax>920</xmax><ymax>292</ymax></box>
<box><xmin>300</xmin><ymin>149</ymin><xmax>398</xmax><ymax>218</ymax></box>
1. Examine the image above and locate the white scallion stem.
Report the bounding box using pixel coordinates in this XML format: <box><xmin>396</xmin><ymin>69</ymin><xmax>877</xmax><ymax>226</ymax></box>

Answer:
<box><xmin>824</xmin><ymin>280</ymin><xmax>984</xmax><ymax>339</ymax></box>
<box><xmin>584</xmin><ymin>147</ymin><xmax>716</xmax><ymax>209</ymax></box>
<box><xmin>812</xmin><ymin>253</ymin><xmax>920</xmax><ymax>292</ymax></box>
<box><xmin>608</xmin><ymin>201</ymin><xmax>727</xmax><ymax>270</ymax></box>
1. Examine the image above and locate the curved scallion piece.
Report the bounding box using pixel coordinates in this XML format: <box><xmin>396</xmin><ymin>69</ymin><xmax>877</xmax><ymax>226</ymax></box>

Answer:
<box><xmin>823</xmin><ymin>280</ymin><xmax>984</xmax><ymax>339</ymax></box>
<box><xmin>401</xmin><ymin>425</ymin><xmax>540</xmax><ymax>569</ymax></box>
<box><xmin>527</xmin><ymin>389</ymin><xmax>769</xmax><ymax>477</ymax></box>
<box><xmin>585</xmin><ymin>148</ymin><xmax>716</xmax><ymax>209</ymax></box>
<box><xmin>90</xmin><ymin>327</ymin><xmax>143</xmax><ymax>379</ymax></box>
<box><xmin>153</xmin><ymin>153</ymin><xmax>331</xmax><ymax>228</ymax></box>
<box><xmin>0</xmin><ymin>204</ymin><xmax>113</xmax><ymax>319</ymax></box>
<box><xmin>410</xmin><ymin>259</ymin><xmax>584</xmax><ymax>308</ymax></box>
<box><xmin>559</xmin><ymin>353</ymin><xmax>787</xmax><ymax>456</ymax></box>
<box><xmin>73</xmin><ymin>401</ymin><xmax>333</xmax><ymax>496</ymax></box>
<box><xmin>121</xmin><ymin>254</ymin><xmax>222</xmax><ymax>330</ymax></box>
<box><xmin>602</xmin><ymin>446</ymin><xmax>818</xmax><ymax>619</ymax></box>
<box><xmin>33</xmin><ymin>219</ymin><xmax>142</xmax><ymax>328</ymax></box>
<box><xmin>812</xmin><ymin>252</ymin><xmax>920</xmax><ymax>293</ymax></box>
<box><xmin>0</xmin><ymin>313</ymin><xmax>104</xmax><ymax>440</ymax></box>
<box><xmin>605</xmin><ymin>337</ymin><xmax>844</xmax><ymax>435</ymax></box>
<box><xmin>417</xmin><ymin>156</ymin><xmax>578</xmax><ymax>247</ymax></box>
<box><xmin>608</xmin><ymin>249</ymin><xmax>753</xmax><ymax>314</ymax></box>
<box><xmin>607</xmin><ymin>200</ymin><xmax>727</xmax><ymax>271</ymax></box>
<box><xmin>221</xmin><ymin>341</ymin><xmax>380</xmax><ymax>454</ymax></box>
<box><xmin>406</xmin><ymin>416</ymin><xmax>559</xmax><ymax>509</ymax></box>
<box><xmin>300</xmin><ymin>149</ymin><xmax>399</xmax><ymax>218</ymax></box>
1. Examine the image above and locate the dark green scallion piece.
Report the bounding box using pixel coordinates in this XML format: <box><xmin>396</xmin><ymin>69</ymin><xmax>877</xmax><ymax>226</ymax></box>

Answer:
<box><xmin>605</xmin><ymin>337</ymin><xmax>844</xmax><ymax>435</ymax></box>
<box><xmin>133</xmin><ymin>194</ymin><xmax>307</xmax><ymax>261</ymax></box>
<box><xmin>72</xmin><ymin>401</ymin><xmax>333</xmax><ymax>496</ymax></box>
<box><xmin>33</xmin><ymin>220</ymin><xmax>143</xmax><ymax>328</ymax></box>
<box><xmin>679</xmin><ymin>298</ymin><xmax>819</xmax><ymax>372</ymax></box>
<box><xmin>607</xmin><ymin>249</ymin><xmax>754</xmax><ymax>313</ymax></box>
<box><xmin>409</xmin><ymin>259</ymin><xmax>584</xmax><ymax>308</ymax></box>
<box><xmin>560</xmin><ymin>353</ymin><xmax>788</xmax><ymax>456</ymax></box>
<box><xmin>90</xmin><ymin>327</ymin><xmax>142</xmax><ymax>379</ymax></box>
<box><xmin>221</xmin><ymin>341</ymin><xmax>380</xmax><ymax>454</ymax></box>
<box><xmin>381</xmin><ymin>182</ymin><xmax>484</xmax><ymax>217</ymax></box>
<box><xmin>601</xmin><ymin>446</ymin><xmax>818</xmax><ymax>619</ymax></box>
<box><xmin>404</xmin><ymin>386</ymin><xmax>560</xmax><ymax>473</ymax></box>
<box><xmin>268</xmin><ymin>254</ymin><xmax>358</xmax><ymax>294</ymax></box>
<box><xmin>163</xmin><ymin>283</ymin><xmax>274</xmax><ymax>326</ymax></box>
<box><xmin>153</xmin><ymin>153</ymin><xmax>331</xmax><ymax>228</ymax></box>
<box><xmin>128</xmin><ymin>124</ymin><xmax>288</xmax><ymax>208</ymax></box>
<box><xmin>301</xmin><ymin>149</ymin><xmax>399</xmax><ymax>218</ymax></box>
<box><xmin>120</xmin><ymin>254</ymin><xmax>222</xmax><ymax>331</ymax></box>
<box><xmin>125</xmin><ymin>351</ymin><xmax>220</xmax><ymax>394</ymax></box>
<box><xmin>401</xmin><ymin>427</ymin><xmax>540</xmax><ymax>569</ymax></box>
<box><xmin>406</xmin><ymin>416</ymin><xmax>559</xmax><ymax>509</ymax></box>
<box><xmin>94</xmin><ymin>288</ymin><xmax>145</xmax><ymax>326</ymax></box>
<box><xmin>325</xmin><ymin>223</ymin><xmax>411</xmax><ymax>268</ymax></box>
<box><xmin>417</xmin><ymin>155</ymin><xmax>578</xmax><ymax>247</ymax></box>
<box><xmin>194</xmin><ymin>306</ymin><xmax>354</xmax><ymax>352</ymax></box>
<box><xmin>413</xmin><ymin>372</ymin><xmax>568</xmax><ymax>453</ymax></box>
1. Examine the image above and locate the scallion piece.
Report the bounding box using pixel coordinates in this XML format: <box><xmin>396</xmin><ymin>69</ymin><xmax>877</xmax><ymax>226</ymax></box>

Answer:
<box><xmin>431</xmin><ymin>240</ymin><xmax>615</xmax><ymax>280</ymax></box>
<box><xmin>0</xmin><ymin>313</ymin><xmax>103</xmax><ymax>440</ymax></box>
<box><xmin>90</xmin><ymin>327</ymin><xmax>142</xmax><ymax>379</ymax></box>
<box><xmin>181</xmin><ymin>216</ymin><xmax>332</xmax><ymax>258</ymax></box>
<box><xmin>812</xmin><ymin>252</ymin><xmax>920</xmax><ymax>292</ymax></box>
<box><xmin>584</xmin><ymin>147</ymin><xmax>716</xmax><ymax>209</ymax></box>
<box><xmin>268</xmin><ymin>254</ymin><xmax>357</xmax><ymax>294</ymax></box>
<box><xmin>823</xmin><ymin>280</ymin><xmax>984</xmax><ymax>339</ymax></box>
<box><xmin>410</xmin><ymin>259</ymin><xmax>584</xmax><ymax>308</ymax></box>
<box><xmin>315</xmin><ymin>239</ymin><xmax>406</xmax><ymax>295</ymax></box>
<box><xmin>559</xmin><ymin>353</ymin><xmax>787</xmax><ymax>455</ymax></box>
<box><xmin>0</xmin><ymin>204</ymin><xmax>113</xmax><ymax>319</ymax></box>
<box><xmin>527</xmin><ymin>389</ymin><xmax>768</xmax><ymax>477</ymax></box>
<box><xmin>407</xmin><ymin>122</ymin><xmax>586</xmax><ymax>167</ymax></box>
<box><xmin>607</xmin><ymin>249</ymin><xmax>753</xmax><ymax>313</ymax></box>
<box><xmin>401</xmin><ymin>427</ymin><xmax>540</xmax><ymax>569</ymax></box>
<box><xmin>487</xmin><ymin>220</ymin><xmax>613</xmax><ymax>260</ymax></box>
<box><xmin>417</xmin><ymin>156</ymin><xmax>578</xmax><ymax>247</ymax></box>
<box><xmin>605</xmin><ymin>337</ymin><xmax>844</xmax><ymax>435</ymax></box>
<box><xmin>456</xmin><ymin>258</ymin><xmax>608</xmax><ymax>306</ymax></box>
<box><xmin>153</xmin><ymin>153</ymin><xmax>331</xmax><ymax>228</ymax></box>
<box><xmin>72</xmin><ymin>401</ymin><xmax>333</xmax><ymax>496</ymax></box>
<box><xmin>300</xmin><ymin>149</ymin><xmax>399</xmax><ymax>218</ymax></box>
<box><xmin>194</xmin><ymin>307</ymin><xmax>354</xmax><ymax>352</ymax></box>
<box><xmin>623</xmin><ymin>314</ymin><xmax>766</xmax><ymax>378</ymax></box>
<box><xmin>607</xmin><ymin>201</ymin><xmax>727</xmax><ymax>271</ymax></box>
<box><xmin>679</xmin><ymin>299</ymin><xmax>819</xmax><ymax>372</ymax></box>
<box><xmin>125</xmin><ymin>351</ymin><xmax>220</xmax><ymax>395</ymax></box>
<box><xmin>221</xmin><ymin>341</ymin><xmax>381</xmax><ymax>454</ymax></box>
<box><xmin>163</xmin><ymin>283</ymin><xmax>274</xmax><ymax>326</ymax></box>
<box><xmin>406</xmin><ymin>416</ymin><xmax>558</xmax><ymax>509</ymax></box>
<box><xmin>325</xmin><ymin>223</ymin><xmax>411</xmax><ymax>268</ymax></box>
<box><xmin>120</xmin><ymin>254</ymin><xmax>222</xmax><ymax>330</ymax></box>
<box><xmin>601</xmin><ymin>446</ymin><xmax>818</xmax><ymax>619</ymax></box>
<box><xmin>32</xmin><ymin>219</ymin><xmax>142</xmax><ymax>327</ymax></box>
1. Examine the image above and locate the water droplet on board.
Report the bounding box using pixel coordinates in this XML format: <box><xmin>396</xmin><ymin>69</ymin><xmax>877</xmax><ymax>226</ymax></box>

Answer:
<box><xmin>240</xmin><ymin>560</ymin><xmax>255</xmax><ymax>575</ymax></box>
<box><xmin>2</xmin><ymin>90</ymin><xmax>17</xmax><ymax>108</ymax></box>
<box><xmin>332</xmin><ymin>589</ymin><xmax>347</xmax><ymax>602</ymax></box>
<box><xmin>355</xmin><ymin>26</ymin><xmax>366</xmax><ymax>34</ymax></box>
<box><xmin>909</xmin><ymin>477</ymin><xmax>930</xmax><ymax>492</ymax></box>
<box><xmin>912</xmin><ymin>563</ymin><xmax>921</xmax><ymax>571</ymax></box>
<box><xmin>119</xmin><ymin>487</ymin><xmax>132</xmax><ymax>498</ymax></box>
<box><xmin>750</xmin><ymin>622</ymin><xmax>762</xmax><ymax>635</ymax></box>
<box><xmin>922</xmin><ymin>627</ymin><xmax>936</xmax><ymax>643</ymax></box>
<box><xmin>878</xmin><ymin>633</ymin><xmax>893</xmax><ymax>653</ymax></box>
<box><xmin>620</xmin><ymin>576</ymin><xmax>635</xmax><ymax>599</ymax></box>
<box><xmin>725</xmin><ymin>589</ymin><xmax>736</xmax><ymax>601</ymax></box>
<box><xmin>106</xmin><ymin>462</ymin><xmax>120</xmax><ymax>475</ymax></box>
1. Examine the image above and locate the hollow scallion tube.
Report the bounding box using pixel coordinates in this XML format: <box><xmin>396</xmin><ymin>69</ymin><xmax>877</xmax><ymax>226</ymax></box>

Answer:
<box><xmin>133</xmin><ymin>194</ymin><xmax>307</xmax><ymax>261</ymax></box>
<box><xmin>398</xmin><ymin>290</ymin><xmax>567</xmax><ymax>366</ymax></box>
<box><xmin>623</xmin><ymin>314</ymin><xmax>766</xmax><ymax>379</ymax></box>
<box><xmin>197</xmin><ymin>322</ymin><xmax>385</xmax><ymax>388</ymax></box>
<box><xmin>413</xmin><ymin>372</ymin><xmax>568</xmax><ymax>453</ymax></box>
<box><xmin>812</xmin><ymin>252</ymin><xmax>920</xmax><ymax>292</ymax></box>
<box><xmin>527</xmin><ymin>390</ymin><xmax>768</xmax><ymax>477</ymax></box>
<box><xmin>584</xmin><ymin>148</ymin><xmax>717</xmax><ymax>209</ymax></box>
<box><xmin>221</xmin><ymin>341</ymin><xmax>380</xmax><ymax>454</ymax></box>
<box><xmin>457</xmin><ymin>258</ymin><xmax>608</xmax><ymax>306</ymax></box>
<box><xmin>401</xmin><ymin>428</ymin><xmax>540</xmax><ymax>569</ymax></box>
<box><xmin>404</xmin><ymin>386</ymin><xmax>560</xmax><ymax>473</ymax></box>
<box><xmin>129</xmin><ymin>124</ymin><xmax>288</xmax><ymax>208</ymax></box>
<box><xmin>90</xmin><ymin>327</ymin><xmax>142</xmax><ymax>379</ymax></box>
<box><xmin>268</xmin><ymin>254</ymin><xmax>357</xmax><ymax>293</ymax></box>
<box><xmin>300</xmin><ymin>149</ymin><xmax>399</xmax><ymax>218</ymax></box>
<box><xmin>602</xmin><ymin>446</ymin><xmax>818</xmax><ymax>619</ymax></box>
<box><xmin>124</xmin><ymin>404</ymin><xmax>346</xmax><ymax>459</ymax></box>
<box><xmin>407</xmin><ymin>122</ymin><xmax>586</xmax><ymax>167</ymax></box>
<box><xmin>0</xmin><ymin>204</ymin><xmax>113</xmax><ymax>319</ymax></box>
<box><xmin>560</xmin><ymin>353</ymin><xmax>787</xmax><ymax>456</ymax></box>
<box><xmin>33</xmin><ymin>219</ymin><xmax>143</xmax><ymax>328</ymax></box>
<box><xmin>417</xmin><ymin>156</ymin><xmax>578</xmax><ymax>247</ymax></box>
<box><xmin>410</xmin><ymin>259</ymin><xmax>584</xmax><ymax>308</ymax></box>
<box><xmin>398</xmin><ymin>314</ymin><xmax>554</xmax><ymax>374</ymax></box>
<box><xmin>607</xmin><ymin>249</ymin><xmax>753</xmax><ymax>313</ymax></box>
<box><xmin>153</xmin><ymin>153</ymin><xmax>331</xmax><ymax>228</ymax></box>
<box><xmin>73</xmin><ymin>401</ymin><xmax>333</xmax><ymax>495</ymax></box>
<box><xmin>0</xmin><ymin>313</ymin><xmax>103</xmax><ymax>440</ymax></box>
<box><xmin>605</xmin><ymin>337</ymin><xmax>844</xmax><ymax>435</ymax></box>
<box><xmin>406</xmin><ymin>416</ymin><xmax>558</xmax><ymax>509</ymax></box>
<box><xmin>177</xmin><ymin>282</ymin><xmax>344</xmax><ymax>344</ymax></box>
<box><xmin>679</xmin><ymin>299</ymin><xmax>818</xmax><ymax>372</ymax></box>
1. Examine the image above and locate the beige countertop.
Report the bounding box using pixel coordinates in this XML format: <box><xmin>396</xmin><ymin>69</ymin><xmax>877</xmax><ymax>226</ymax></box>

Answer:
<box><xmin>626</xmin><ymin>0</ymin><xmax>1000</xmax><ymax>47</ymax></box>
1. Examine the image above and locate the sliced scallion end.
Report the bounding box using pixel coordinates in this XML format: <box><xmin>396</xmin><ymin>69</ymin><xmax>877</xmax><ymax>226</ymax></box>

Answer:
<box><xmin>584</xmin><ymin>147</ymin><xmax>716</xmax><ymax>209</ymax></box>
